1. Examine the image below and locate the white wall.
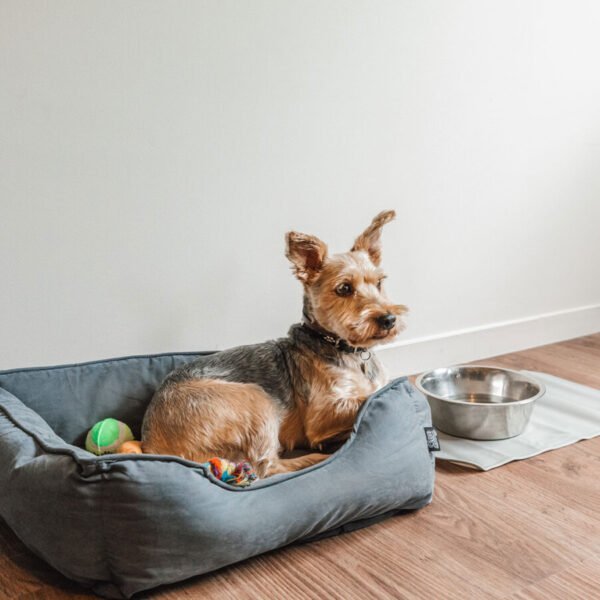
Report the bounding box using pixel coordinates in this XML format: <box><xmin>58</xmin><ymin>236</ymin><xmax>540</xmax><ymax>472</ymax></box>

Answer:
<box><xmin>1</xmin><ymin>1</ymin><xmax>599</xmax><ymax>372</ymax></box>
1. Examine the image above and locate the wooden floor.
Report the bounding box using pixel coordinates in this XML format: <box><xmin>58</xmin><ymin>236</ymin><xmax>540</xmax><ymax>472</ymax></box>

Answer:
<box><xmin>1</xmin><ymin>334</ymin><xmax>599</xmax><ymax>599</ymax></box>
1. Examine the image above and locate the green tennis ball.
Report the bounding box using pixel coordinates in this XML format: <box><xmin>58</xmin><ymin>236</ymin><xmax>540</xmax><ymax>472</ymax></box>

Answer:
<box><xmin>85</xmin><ymin>418</ymin><xmax>134</xmax><ymax>455</ymax></box>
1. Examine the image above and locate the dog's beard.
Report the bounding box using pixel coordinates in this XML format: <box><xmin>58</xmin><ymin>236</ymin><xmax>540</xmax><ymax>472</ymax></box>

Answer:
<box><xmin>347</xmin><ymin>304</ymin><xmax>407</xmax><ymax>347</ymax></box>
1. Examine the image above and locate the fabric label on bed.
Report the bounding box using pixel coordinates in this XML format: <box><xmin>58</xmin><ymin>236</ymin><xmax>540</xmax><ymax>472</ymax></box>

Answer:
<box><xmin>424</xmin><ymin>427</ymin><xmax>441</xmax><ymax>451</ymax></box>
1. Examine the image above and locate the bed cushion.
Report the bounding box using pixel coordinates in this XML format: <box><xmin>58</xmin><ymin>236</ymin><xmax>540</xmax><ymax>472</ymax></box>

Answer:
<box><xmin>0</xmin><ymin>352</ymin><xmax>435</xmax><ymax>598</ymax></box>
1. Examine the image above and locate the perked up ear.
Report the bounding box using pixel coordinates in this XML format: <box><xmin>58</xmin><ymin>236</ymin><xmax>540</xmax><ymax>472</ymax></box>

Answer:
<box><xmin>285</xmin><ymin>231</ymin><xmax>328</xmax><ymax>284</ymax></box>
<box><xmin>351</xmin><ymin>210</ymin><xmax>396</xmax><ymax>266</ymax></box>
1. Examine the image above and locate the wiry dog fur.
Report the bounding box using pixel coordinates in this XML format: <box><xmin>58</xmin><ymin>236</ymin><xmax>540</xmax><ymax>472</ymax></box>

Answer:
<box><xmin>121</xmin><ymin>211</ymin><xmax>408</xmax><ymax>478</ymax></box>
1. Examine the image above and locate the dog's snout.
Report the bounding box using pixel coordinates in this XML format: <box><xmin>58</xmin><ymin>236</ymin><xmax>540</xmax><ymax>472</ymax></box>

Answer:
<box><xmin>377</xmin><ymin>313</ymin><xmax>396</xmax><ymax>330</ymax></box>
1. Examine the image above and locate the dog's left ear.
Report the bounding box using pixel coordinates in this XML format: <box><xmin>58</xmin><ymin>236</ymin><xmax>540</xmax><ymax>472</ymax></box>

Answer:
<box><xmin>285</xmin><ymin>232</ymin><xmax>328</xmax><ymax>284</ymax></box>
<box><xmin>351</xmin><ymin>210</ymin><xmax>396</xmax><ymax>265</ymax></box>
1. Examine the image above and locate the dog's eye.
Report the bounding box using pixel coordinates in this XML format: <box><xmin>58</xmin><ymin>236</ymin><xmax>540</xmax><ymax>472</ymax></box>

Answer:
<box><xmin>336</xmin><ymin>282</ymin><xmax>353</xmax><ymax>297</ymax></box>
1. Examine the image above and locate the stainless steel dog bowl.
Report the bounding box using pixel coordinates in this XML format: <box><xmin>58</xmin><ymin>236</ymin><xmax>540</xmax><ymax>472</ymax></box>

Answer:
<box><xmin>415</xmin><ymin>365</ymin><xmax>545</xmax><ymax>440</ymax></box>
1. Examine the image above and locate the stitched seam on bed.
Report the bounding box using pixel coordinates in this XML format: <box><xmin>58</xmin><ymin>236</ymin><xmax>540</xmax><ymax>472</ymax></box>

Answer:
<box><xmin>0</xmin><ymin>351</ymin><xmax>216</xmax><ymax>376</ymax></box>
<box><xmin>99</xmin><ymin>471</ymin><xmax>117</xmax><ymax>584</ymax></box>
<box><xmin>406</xmin><ymin>380</ymin><xmax>437</xmax><ymax>486</ymax></box>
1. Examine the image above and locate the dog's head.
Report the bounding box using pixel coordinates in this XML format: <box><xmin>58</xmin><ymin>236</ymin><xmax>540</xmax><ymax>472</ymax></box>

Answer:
<box><xmin>285</xmin><ymin>210</ymin><xmax>407</xmax><ymax>348</ymax></box>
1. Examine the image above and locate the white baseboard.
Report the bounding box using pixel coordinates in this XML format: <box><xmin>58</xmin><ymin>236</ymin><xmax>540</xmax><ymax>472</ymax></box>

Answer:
<box><xmin>376</xmin><ymin>303</ymin><xmax>600</xmax><ymax>378</ymax></box>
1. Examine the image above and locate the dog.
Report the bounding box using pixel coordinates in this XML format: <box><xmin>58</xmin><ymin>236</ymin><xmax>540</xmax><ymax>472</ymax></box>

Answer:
<box><xmin>120</xmin><ymin>210</ymin><xmax>407</xmax><ymax>478</ymax></box>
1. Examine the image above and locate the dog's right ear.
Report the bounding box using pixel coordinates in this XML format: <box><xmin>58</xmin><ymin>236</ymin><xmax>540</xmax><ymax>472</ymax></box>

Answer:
<box><xmin>351</xmin><ymin>210</ymin><xmax>396</xmax><ymax>266</ymax></box>
<box><xmin>285</xmin><ymin>232</ymin><xmax>328</xmax><ymax>284</ymax></box>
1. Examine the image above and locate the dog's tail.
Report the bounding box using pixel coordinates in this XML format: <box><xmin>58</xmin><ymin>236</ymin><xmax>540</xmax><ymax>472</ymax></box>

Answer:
<box><xmin>117</xmin><ymin>440</ymin><xmax>144</xmax><ymax>454</ymax></box>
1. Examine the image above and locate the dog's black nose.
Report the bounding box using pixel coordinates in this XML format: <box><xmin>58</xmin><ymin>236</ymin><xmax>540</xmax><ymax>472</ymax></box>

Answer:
<box><xmin>377</xmin><ymin>313</ymin><xmax>396</xmax><ymax>330</ymax></box>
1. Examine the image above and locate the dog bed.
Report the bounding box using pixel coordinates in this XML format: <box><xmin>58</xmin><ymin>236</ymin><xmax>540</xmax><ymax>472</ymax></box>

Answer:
<box><xmin>0</xmin><ymin>352</ymin><xmax>435</xmax><ymax>599</ymax></box>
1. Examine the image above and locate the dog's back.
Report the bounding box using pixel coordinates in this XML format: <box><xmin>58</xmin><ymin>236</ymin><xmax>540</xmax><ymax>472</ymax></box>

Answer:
<box><xmin>153</xmin><ymin>339</ymin><xmax>294</xmax><ymax>410</ymax></box>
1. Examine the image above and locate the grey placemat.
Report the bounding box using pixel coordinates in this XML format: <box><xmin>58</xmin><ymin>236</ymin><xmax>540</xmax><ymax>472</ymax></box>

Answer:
<box><xmin>436</xmin><ymin>371</ymin><xmax>600</xmax><ymax>470</ymax></box>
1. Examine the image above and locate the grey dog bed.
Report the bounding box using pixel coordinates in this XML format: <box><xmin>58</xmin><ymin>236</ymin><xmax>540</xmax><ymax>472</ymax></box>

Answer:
<box><xmin>0</xmin><ymin>352</ymin><xmax>435</xmax><ymax>598</ymax></box>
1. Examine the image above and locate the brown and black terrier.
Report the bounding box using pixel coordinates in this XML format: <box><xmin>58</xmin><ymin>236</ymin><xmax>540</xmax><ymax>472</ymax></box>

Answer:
<box><xmin>120</xmin><ymin>210</ymin><xmax>407</xmax><ymax>478</ymax></box>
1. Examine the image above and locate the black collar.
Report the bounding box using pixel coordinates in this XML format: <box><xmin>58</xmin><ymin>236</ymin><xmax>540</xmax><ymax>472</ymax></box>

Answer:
<box><xmin>300</xmin><ymin>320</ymin><xmax>370</xmax><ymax>355</ymax></box>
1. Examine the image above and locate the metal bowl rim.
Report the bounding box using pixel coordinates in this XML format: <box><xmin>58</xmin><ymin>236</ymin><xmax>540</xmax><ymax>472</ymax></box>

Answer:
<box><xmin>414</xmin><ymin>364</ymin><xmax>546</xmax><ymax>406</ymax></box>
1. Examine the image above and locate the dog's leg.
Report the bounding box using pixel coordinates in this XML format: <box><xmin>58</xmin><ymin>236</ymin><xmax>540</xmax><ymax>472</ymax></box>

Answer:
<box><xmin>266</xmin><ymin>453</ymin><xmax>330</xmax><ymax>475</ymax></box>
<box><xmin>304</xmin><ymin>393</ymin><xmax>367</xmax><ymax>449</ymax></box>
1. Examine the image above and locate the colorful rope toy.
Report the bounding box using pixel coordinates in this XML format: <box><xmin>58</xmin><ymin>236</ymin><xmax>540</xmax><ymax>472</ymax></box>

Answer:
<box><xmin>202</xmin><ymin>457</ymin><xmax>257</xmax><ymax>487</ymax></box>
